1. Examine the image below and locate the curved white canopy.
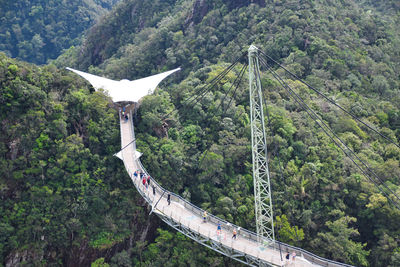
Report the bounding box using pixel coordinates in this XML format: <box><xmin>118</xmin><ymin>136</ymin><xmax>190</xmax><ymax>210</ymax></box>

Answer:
<box><xmin>66</xmin><ymin>67</ymin><xmax>181</xmax><ymax>103</ymax></box>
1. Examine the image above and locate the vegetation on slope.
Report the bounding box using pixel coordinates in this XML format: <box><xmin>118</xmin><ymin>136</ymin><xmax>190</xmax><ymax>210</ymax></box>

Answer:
<box><xmin>1</xmin><ymin>0</ymin><xmax>400</xmax><ymax>266</ymax></box>
<box><xmin>56</xmin><ymin>0</ymin><xmax>400</xmax><ymax>265</ymax></box>
<box><xmin>0</xmin><ymin>54</ymin><xmax>151</xmax><ymax>266</ymax></box>
<box><xmin>0</xmin><ymin>0</ymin><xmax>120</xmax><ymax>64</ymax></box>
<box><xmin>132</xmin><ymin>60</ymin><xmax>399</xmax><ymax>266</ymax></box>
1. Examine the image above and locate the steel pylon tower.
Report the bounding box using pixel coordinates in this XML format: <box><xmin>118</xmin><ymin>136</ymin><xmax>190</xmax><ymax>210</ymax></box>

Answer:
<box><xmin>248</xmin><ymin>45</ymin><xmax>275</xmax><ymax>242</ymax></box>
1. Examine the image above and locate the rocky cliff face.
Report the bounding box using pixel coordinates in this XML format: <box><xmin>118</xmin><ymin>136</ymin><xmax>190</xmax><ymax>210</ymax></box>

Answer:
<box><xmin>185</xmin><ymin>0</ymin><xmax>210</xmax><ymax>27</ymax></box>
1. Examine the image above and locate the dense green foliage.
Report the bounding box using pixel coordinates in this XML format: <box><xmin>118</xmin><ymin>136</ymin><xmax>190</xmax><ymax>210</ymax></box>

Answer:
<box><xmin>57</xmin><ymin>0</ymin><xmax>400</xmax><ymax>265</ymax></box>
<box><xmin>133</xmin><ymin>62</ymin><xmax>399</xmax><ymax>266</ymax></box>
<box><xmin>0</xmin><ymin>54</ymin><xmax>152</xmax><ymax>266</ymax></box>
<box><xmin>0</xmin><ymin>0</ymin><xmax>120</xmax><ymax>64</ymax></box>
<box><xmin>1</xmin><ymin>0</ymin><xmax>400</xmax><ymax>266</ymax></box>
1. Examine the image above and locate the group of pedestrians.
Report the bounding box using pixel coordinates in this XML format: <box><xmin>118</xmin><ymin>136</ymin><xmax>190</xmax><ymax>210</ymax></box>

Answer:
<box><xmin>203</xmin><ymin>213</ymin><xmax>238</xmax><ymax>240</ymax></box>
<box><xmin>134</xmin><ymin>169</ymin><xmax>240</xmax><ymax>242</ymax></box>
<box><xmin>134</xmin><ymin>169</ymin><xmax>171</xmax><ymax>203</ymax></box>
<box><xmin>134</xmin><ymin>170</ymin><xmax>152</xmax><ymax>190</ymax></box>
<box><xmin>132</xmin><ymin>165</ymin><xmax>299</xmax><ymax>265</ymax></box>
<box><xmin>120</xmin><ymin>107</ymin><xmax>129</xmax><ymax>121</ymax></box>
<box><xmin>285</xmin><ymin>252</ymin><xmax>296</xmax><ymax>265</ymax></box>
<box><xmin>142</xmin><ymin>175</ymin><xmax>150</xmax><ymax>189</ymax></box>
<box><xmin>216</xmin><ymin>222</ymin><xmax>239</xmax><ymax>240</ymax></box>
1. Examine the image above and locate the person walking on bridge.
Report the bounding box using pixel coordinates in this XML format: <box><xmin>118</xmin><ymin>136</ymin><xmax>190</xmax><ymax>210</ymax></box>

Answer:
<box><xmin>167</xmin><ymin>193</ymin><xmax>171</xmax><ymax>205</ymax></box>
<box><xmin>232</xmin><ymin>228</ymin><xmax>237</xmax><ymax>240</ymax></box>
<box><xmin>203</xmin><ymin>211</ymin><xmax>207</xmax><ymax>223</ymax></box>
<box><xmin>142</xmin><ymin>177</ymin><xmax>147</xmax><ymax>189</ymax></box>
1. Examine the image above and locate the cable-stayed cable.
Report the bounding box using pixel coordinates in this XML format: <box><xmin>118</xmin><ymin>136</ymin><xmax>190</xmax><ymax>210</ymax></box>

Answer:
<box><xmin>255</xmin><ymin>60</ymin><xmax>301</xmax><ymax>245</ymax></box>
<box><xmin>165</xmin><ymin>62</ymin><xmax>247</xmax><ymax>135</ymax></box>
<box><xmin>195</xmin><ymin>64</ymin><xmax>248</xmax><ymax>171</ymax></box>
<box><xmin>259</xmin><ymin>55</ymin><xmax>400</xmax><ymax>207</ymax></box>
<box><xmin>162</xmin><ymin>52</ymin><xmax>247</xmax><ymax>121</ymax></box>
<box><xmin>258</xmin><ymin>57</ymin><xmax>400</xmax><ymax>210</ymax></box>
<box><xmin>265</xmin><ymin>64</ymin><xmax>400</xmax><ymax>210</ymax></box>
<box><xmin>257</xmin><ymin>49</ymin><xmax>400</xmax><ymax>149</ymax></box>
<box><xmin>260</xmin><ymin>56</ymin><xmax>400</xmax><ymax>209</ymax></box>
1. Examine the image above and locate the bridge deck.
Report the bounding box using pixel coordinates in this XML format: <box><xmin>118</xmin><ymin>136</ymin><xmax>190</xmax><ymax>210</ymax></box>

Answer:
<box><xmin>119</xmin><ymin>116</ymin><xmax>350</xmax><ymax>267</ymax></box>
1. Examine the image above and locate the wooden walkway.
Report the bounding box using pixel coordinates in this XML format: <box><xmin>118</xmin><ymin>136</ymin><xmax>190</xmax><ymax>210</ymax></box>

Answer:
<box><xmin>118</xmin><ymin>115</ymin><xmax>352</xmax><ymax>267</ymax></box>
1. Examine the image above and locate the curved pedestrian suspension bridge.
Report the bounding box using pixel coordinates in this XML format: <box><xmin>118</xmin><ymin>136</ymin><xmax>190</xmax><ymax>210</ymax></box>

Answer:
<box><xmin>117</xmin><ymin>110</ymin><xmax>351</xmax><ymax>267</ymax></box>
<box><xmin>67</xmin><ymin>47</ymin><xmax>355</xmax><ymax>267</ymax></box>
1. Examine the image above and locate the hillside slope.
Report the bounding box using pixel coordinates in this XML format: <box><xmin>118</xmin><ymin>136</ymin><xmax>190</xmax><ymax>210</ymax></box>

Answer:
<box><xmin>58</xmin><ymin>0</ymin><xmax>400</xmax><ymax>266</ymax></box>
<box><xmin>1</xmin><ymin>0</ymin><xmax>400</xmax><ymax>266</ymax></box>
<box><xmin>0</xmin><ymin>0</ymin><xmax>121</xmax><ymax>64</ymax></box>
<box><xmin>0</xmin><ymin>54</ymin><xmax>154</xmax><ymax>266</ymax></box>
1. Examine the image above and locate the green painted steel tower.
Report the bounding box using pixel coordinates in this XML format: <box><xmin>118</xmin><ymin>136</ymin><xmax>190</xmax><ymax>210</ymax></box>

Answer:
<box><xmin>248</xmin><ymin>45</ymin><xmax>275</xmax><ymax>242</ymax></box>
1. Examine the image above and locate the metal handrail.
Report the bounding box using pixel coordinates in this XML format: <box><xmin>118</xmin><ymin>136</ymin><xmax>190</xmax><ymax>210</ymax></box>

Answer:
<box><xmin>121</xmin><ymin>116</ymin><xmax>353</xmax><ymax>267</ymax></box>
<box><xmin>133</xmin><ymin>160</ymin><xmax>352</xmax><ymax>267</ymax></box>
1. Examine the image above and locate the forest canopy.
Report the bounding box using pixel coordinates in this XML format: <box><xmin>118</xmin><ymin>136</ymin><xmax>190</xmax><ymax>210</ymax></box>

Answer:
<box><xmin>0</xmin><ymin>0</ymin><xmax>120</xmax><ymax>64</ymax></box>
<box><xmin>1</xmin><ymin>0</ymin><xmax>400</xmax><ymax>266</ymax></box>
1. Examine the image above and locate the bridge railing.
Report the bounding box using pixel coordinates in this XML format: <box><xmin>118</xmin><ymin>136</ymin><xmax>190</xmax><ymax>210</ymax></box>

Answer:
<box><xmin>134</xmin><ymin>160</ymin><xmax>352</xmax><ymax>267</ymax></box>
<box><xmin>276</xmin><ymin>240</ymin><xmax>356</xmax><ymax>267</ymax></box>
<box><xmin>125</xmin><ymin>114</ymin><xmax>353</xmax><ymax>267</ymax></box>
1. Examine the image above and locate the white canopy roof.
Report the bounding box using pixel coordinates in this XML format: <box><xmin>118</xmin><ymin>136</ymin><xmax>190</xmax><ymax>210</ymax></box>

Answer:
<box><xmin>114</xmin><ymin>150</ymin><xmax>142</xmax><ymax>160</ymax></box>
<box><xmin>66</xmin><ymin>67</ymin><xmax>181</xmax><ymax>103</ymax></box>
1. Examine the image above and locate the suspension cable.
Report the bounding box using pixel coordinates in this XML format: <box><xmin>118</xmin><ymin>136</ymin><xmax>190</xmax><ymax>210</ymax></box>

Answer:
<box><xmin>257</xmin><ymin>61</ymin><xmax>301</xmax><ymax>243</ymax></box>
<box><xmin>259</xmin><ymin>56</ymin><xmax>400</xmax><ymax>206</ymax></box>
<box><xmin>162</xmin><ymin>52</ymin><xmax>247</xmax><ymax>121</ymax></box>
<box><xmin>259</xmin><ymin>56</ymin><xmax>400</xmax><ymax>210</ymax></box>
<box><xmin>257</xmin><ymin>48</ymin><xmax>400</xmax><ymax>149</ymax></box>
<box><xmin>196</xmin><ymin>64</ymin><xmax>248</xmax><ymax>171</ymax></box>
<box><xmin>255</xmin><ymin>61</ymin><xmax>290</xmax><ymax>253</ymax></box>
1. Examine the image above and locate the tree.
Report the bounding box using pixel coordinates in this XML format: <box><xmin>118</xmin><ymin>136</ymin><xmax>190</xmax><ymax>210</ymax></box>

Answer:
<box><xmin>111</xmin><ymin>250</ymin><xmax>132</xmax><ymax>267</ymax></box>
<box><xmin>311</xmin><ymin>211</ymin><xmax>369</xmax><ymax>266</ymax></box>
<box><xmin>199</xmin><ymin>151</ymin><xmax>225</xmax><ymax>184</ymax></box>
<box><xmin>91</xmin><ymin>258</ymin><xmax>110</xmax><ymax>267</ymax></box>
<box><xmin>275</xmin><ymin>215</ymin><xmax>304</xmax><ymax>245</ymax></box>
<box><xmin>389</xmin><ymin>248</ymin><xmax>400</xmax><ymax>267</ymax></box>
<box><xmin>372</xmin><ymin>75</ymin><xmax>390</xmax><ymax>96</ymax></box>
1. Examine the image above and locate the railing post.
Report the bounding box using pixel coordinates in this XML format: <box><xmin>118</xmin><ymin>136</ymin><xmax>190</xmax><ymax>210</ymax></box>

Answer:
<box><xmin>118</xmin><ymin>110</ymin><xmax>351</xmax><ymax>267</ymax></box>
